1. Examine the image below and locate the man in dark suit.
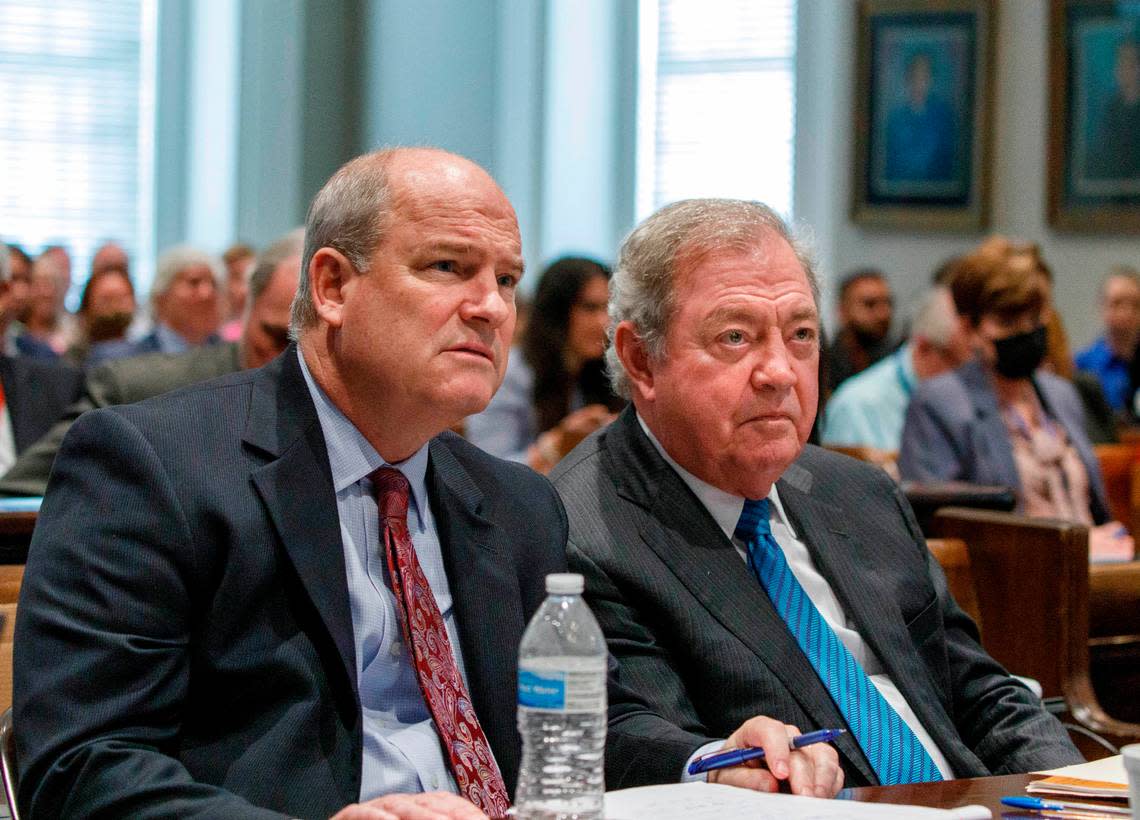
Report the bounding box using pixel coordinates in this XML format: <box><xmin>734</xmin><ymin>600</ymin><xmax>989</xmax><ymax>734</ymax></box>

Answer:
<box><xmin>0</xmin><ymin>228</ymin><xmax>304</xmax><ymax>498</ymax></box>
<box><xmin>551</xmin><ymin>199</ymin><xmax>1080</xmax><ymax>796</ymax></box>
<box><xmin>15</xmin><ymin>148</ymin><xmax>565</xmax><ymax>819</ymax></box>
<box><xmin>0</xmin><ymin>244</ymin><xmax>83</xmax><ymax>474</ymax></box>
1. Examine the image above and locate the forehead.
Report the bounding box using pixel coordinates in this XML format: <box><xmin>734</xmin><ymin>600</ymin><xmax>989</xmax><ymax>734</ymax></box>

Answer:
<box><xmin>673</xmin><ymin>236</ymin><xmax>814</xmax><ymax>308</ymax></box>
<box><xmin>386</xmin><ymin>163</ymin><xmax>521</xmax><ymax>252</ymax></box>
<box><xmin>847</xmin><ymin>276</ymin><xmax>889</xmax><ymax>298</ymax></box>
<box><xmin>1106</xmin><ymin>275</ymin><xmax>1140</xmax><ymax>298</ymax></box>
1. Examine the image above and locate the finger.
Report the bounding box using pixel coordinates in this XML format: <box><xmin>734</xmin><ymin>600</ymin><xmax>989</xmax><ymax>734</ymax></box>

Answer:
<box><xmin>362</xmin><ymin>794</ymin><xmax>456</xmax><ymax>820</ymax></box>
<box><xmin>785</xmin><ymin>747</ymin><xmax>817</xmax><ymax>797</ymax></box>
<box><xmin>708</xmin><ymin>764</ymin><xmax>780</xmax><ymax>792</ymax></box>
<box><xmin>741</xmin><ymin>720</ymin><xmax>797</xmax><ymax>781</ymax></box>
<box><xmin>410</xmin><ymin>793</ymin><xmax>488</xmax><ymax>819</ymax></box>
<box><xmin>330</xmin><ymin>806</ymin><xmax>400</xmax><ymax>820</ymax></box>
<box><xmin>832</xmin><ymin>764</ymin><xmax>846</xmax><ymax>796</ymax></box>
<box><xmin>806</xmin><ymin>743</ymin><xmax>842</xmax><ymax>798</ymax></box>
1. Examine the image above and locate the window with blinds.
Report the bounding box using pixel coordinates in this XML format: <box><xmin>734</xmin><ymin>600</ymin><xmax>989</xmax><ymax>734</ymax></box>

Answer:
<box><xmin>0</xmin><ymin>0</ymin><xmax>155</xmax><ymax>303</ymax></box>
<box><xmin>636</xmin><ymin>0</ymin><xmax>797</xmax><ymax>221</ymax></box>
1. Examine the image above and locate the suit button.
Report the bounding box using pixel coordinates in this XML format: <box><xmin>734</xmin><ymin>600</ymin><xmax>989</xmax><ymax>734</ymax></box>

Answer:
<box><xmin>390</xmin><ymin>641</ymin><xmax>403</xmax><ymax>658</ymax></box>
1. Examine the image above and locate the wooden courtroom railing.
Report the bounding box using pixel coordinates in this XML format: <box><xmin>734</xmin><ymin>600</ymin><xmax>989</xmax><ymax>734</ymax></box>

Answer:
<box><xmin>931</xmin><ymin>507</ymin><xmax>1140</xmax><ymax>753</ymax></box>
<box><xmin>1093</xmin><ymin>442</ymin><xmax>1140</xmax><ymax>536</ymax></box>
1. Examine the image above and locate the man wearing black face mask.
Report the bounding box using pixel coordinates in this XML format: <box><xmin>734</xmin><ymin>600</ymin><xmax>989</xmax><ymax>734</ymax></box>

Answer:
<box><xmin>898</xmin><ymin>239</ymin><xmax>1133</xmax><ymax>562</ymax></box>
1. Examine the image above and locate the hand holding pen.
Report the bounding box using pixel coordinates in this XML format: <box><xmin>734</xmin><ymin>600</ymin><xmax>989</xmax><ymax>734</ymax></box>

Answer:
<box><xmin>697</xmin><ymin>717</ymin><xmax>846</xmax><ymax>798</ymax></box>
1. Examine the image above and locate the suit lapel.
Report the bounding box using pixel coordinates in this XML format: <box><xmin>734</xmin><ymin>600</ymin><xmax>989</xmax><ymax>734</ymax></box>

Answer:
<box><xmin>429</xmin><ymin>437</ymin><xmax>527</xmax><ymax>793</ymax></box>
<box><xmin>606</xmin><ymin>412</ymin><xmax>877</xmax><ymax>783</ymax></box>
<box><xmin>245</xmin><ymin>348</ymin><xmax>358</xmax><ymax>702</ymax></box>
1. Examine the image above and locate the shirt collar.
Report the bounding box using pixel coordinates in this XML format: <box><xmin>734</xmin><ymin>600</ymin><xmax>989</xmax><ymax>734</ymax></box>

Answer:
<box><xmin>635</xmin><ymin>412</ymin><xmax>796</xmax><ymax>540</ymax></box>
<box><xmin>296</xmin><ymin>347</ymin><xmax>431</xmax><ymax>520</ymax></box>
<box><xmin>154</xmin><ymin>323</ymin><xmax>191</xmax><ymax>354</ymax></box>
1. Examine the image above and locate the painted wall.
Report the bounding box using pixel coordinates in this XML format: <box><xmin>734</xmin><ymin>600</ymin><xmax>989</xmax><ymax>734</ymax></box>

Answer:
<box><xmin>796</xmin><ymin>0</ymin><xmax>1140</xmax><ymax>349</ymax></box>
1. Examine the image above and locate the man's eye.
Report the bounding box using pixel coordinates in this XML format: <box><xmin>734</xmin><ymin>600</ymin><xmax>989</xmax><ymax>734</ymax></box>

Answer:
<box><xmin>430</xmin><ymin>260</ymin><xmax>458</xmax><ymax>273</ymax></box>
<box><xmin>722</xmin><ymin>329</ymin><xmax>746</xmax><ymax>345</ymax></box>
<box><xmin>497</xmin><ymin>273</ymin><xmax>519</xmax><ymax>288</ymax></box>
<box><xmin>793</xmin><ymin>327</ymin><xmax>817</xmax><ymax>343</ymax></box>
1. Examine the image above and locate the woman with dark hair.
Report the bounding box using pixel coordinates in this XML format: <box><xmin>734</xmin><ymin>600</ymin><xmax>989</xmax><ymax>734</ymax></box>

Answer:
<box><xmin>466</xmin><ymin>256</ymin><xmax>624</xmax><ymax>473</ymax></box>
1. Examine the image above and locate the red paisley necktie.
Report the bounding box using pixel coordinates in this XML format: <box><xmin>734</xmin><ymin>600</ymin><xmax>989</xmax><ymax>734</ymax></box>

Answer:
<box><xmin>371</xmin><ymin>467</ymin><xmax>511</xmax><ymax>816</ymax></box>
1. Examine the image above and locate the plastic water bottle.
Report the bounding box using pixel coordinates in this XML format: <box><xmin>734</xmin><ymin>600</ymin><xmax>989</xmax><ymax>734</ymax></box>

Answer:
<box><xmin>516</xmin><ymin>573</ymin><xmax>607</xmax><ymax>820</ymax></box>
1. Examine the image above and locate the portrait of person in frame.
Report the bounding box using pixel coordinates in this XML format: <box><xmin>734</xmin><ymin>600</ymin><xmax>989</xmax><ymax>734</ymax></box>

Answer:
<box><xmin>868</xmin><ymin>20</ymin><xmax>975</xmax><ymax>203</ymax></box>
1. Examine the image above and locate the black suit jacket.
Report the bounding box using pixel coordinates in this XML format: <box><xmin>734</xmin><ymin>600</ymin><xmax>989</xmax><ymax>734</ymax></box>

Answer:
<box><xmin>551</xmin><ymin>408</ymin><xmax>1080</xmax><ymax>789</ymax></box>
<box><xmin>14</xmin><ymin>346</ymin><xmax>568</xmax><ymax>819</ymax></box>
<box><xmin>0</xmin><ymin>355</ymin><xmax>82</xmax><ymax>456</ymax></box>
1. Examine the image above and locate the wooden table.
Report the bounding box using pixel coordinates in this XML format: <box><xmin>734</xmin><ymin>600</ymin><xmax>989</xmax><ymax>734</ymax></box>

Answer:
<box><xmin>846</xmin><ymin>773</ymin><xmax>1129</xmax><ymax>815</ymax></box>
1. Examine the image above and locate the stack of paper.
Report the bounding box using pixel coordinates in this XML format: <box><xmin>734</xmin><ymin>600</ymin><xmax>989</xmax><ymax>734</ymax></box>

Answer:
<box><xmin>605</xmin><ymin>782</ymin><xmax>991</xmax><ymax>819</ymax></box>
<box><xmin>1028</xmin><ymin>756</ymin><xmax>1129</xmax><ymax>800</ymax></box>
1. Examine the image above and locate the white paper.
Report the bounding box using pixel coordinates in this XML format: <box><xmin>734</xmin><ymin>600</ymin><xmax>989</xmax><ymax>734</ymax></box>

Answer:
<box><xmin>604</xmin><ymin>782</ymin><xmax>991</xmax><ymax>820</ymax></box>
<box><xmin>1033</xmin><ymin>755</ymin><xmax>1127</xmax><ymax>786</ymax></box>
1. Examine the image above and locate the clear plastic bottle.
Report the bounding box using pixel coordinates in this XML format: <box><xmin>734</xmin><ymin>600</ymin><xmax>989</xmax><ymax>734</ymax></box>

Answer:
<box><xmin>515</xmin><ymin>573</ymin><xmax>607</xmax><ymax>820</ymax></box>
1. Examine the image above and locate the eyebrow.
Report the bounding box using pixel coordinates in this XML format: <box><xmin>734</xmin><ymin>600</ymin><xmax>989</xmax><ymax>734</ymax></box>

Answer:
<box><xmin>424</xmin><ymin>241</ymin><xmax>525</xmax><ymax>275</ymax></box>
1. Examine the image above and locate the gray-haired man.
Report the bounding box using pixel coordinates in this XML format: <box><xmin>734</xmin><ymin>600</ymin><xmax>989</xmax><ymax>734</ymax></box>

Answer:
<box><xmin>551</xmin><ymin>198</ymin><xmax>1080</xmax><ymax>796</ymax></box>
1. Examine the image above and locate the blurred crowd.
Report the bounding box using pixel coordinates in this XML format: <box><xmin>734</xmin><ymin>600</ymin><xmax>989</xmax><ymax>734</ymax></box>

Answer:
<box><xmin>2</xmin><ymin>231</ymin><xmax>1139</xmax><ymax>562</ymax></box>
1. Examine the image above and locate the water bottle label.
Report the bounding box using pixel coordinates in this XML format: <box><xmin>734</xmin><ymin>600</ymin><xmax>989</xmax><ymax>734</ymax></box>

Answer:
<box><xmin>518</xmin><ymin>666</ymin><xmax>606</xmax><ymax>712</ymax></box>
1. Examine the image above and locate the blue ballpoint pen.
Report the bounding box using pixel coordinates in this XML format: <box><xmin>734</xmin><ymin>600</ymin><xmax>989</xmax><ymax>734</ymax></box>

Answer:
<box><xmin>1001</xmin><ymin>796</ymin><xmax>1131</xmax><ymax>816</ymax></box>
<box><xmin>687</xmin><ymin>728</ymin><xmax>847</xmax><ymax>776</ymax></box>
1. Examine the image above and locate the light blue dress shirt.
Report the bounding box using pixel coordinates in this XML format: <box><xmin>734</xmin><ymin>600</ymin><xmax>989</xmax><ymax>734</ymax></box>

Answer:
<box><xmin>298</xmin><ymin>349</ymin><xmax>471</xmax><ymax>800</ymax></box>
<box><xmin>822</xmin><ymin>344</ymin><xmax>917</xmax><ymax>451</ymax></box>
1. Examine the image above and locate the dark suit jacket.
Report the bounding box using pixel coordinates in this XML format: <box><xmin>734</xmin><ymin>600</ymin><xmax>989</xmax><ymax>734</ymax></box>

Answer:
<box><xmin>551</xmin><ymin>408</ymin><xmax>1080</xmax><ymax>790</ymax></box>
<box><xmin>0</xmin><ymin>356</ymin><xmax>82</xmax><ymax>457</ymax></box>
<box><xmin>14</xmin><ymin>345</ymin><xmax>568</xmax><ymax>819</ymax></box>
<box><xmin>0</xmin><ymin>342</ymin><xmax>243</xmax><ymax>497</ymax></box>
<box><xmin>898</xmin><ymin>358</ymin><xmax>1110</xmax><ymax>524</ymax></box>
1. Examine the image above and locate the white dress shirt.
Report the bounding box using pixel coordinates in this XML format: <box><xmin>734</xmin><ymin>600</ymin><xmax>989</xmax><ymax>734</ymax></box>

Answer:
<box><xmin>299</xmin><ymin>349</ymin><xmax>474</xmax><ymax>799</ymax></box>
<box><xmin>637</xmin><ymin>415</ymin><xmax>954</xmax><ymax>780</ymax></box>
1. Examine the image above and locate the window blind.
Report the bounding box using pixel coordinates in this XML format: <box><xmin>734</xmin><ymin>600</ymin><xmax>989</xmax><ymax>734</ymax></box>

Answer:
<box><xmin>638</xmin><ymin>0</ymin><xmax>797</xmax><ymax>220</ymax></box>
<box><xmin>0</xmin><ymin>0</ymin><xmax>154</xmax><ymax>302</ymax></box>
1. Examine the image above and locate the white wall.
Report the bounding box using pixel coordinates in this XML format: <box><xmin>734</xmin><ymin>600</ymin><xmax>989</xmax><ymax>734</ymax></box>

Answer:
<box><xmin>795</xmin><ymin>0</ymin><xmax>1140</xmax><ymax>349</ymax></box>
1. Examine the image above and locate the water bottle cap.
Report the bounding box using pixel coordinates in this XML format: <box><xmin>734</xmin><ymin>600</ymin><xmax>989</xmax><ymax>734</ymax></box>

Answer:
<box><xmin>545</xmin><ymin>573</ymin><xmax>584</xmax><ymax>595</ymax></box>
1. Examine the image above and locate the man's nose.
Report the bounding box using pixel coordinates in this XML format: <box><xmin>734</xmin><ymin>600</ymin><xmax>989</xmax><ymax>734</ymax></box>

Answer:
<box><xmin>461</xmin><ymin>270</ymin><xmax>512</xmax><ymax>327</ymax></box>
<box><xmin>751</xmin><ymin>335</ymin><xmax>796</xmax><ymax>390</ymax></box>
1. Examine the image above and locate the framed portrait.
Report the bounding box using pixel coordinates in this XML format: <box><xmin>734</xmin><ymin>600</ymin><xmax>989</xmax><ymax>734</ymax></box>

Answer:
<box><xmin>852</xmin><ymin>0</ymin><xmax>995</xmax><ymax>230</ymax></box>
<box><xmin>1048</xmin><ymin>0</ymin><xmax>1140</xmax><ymax>231</ymax></box>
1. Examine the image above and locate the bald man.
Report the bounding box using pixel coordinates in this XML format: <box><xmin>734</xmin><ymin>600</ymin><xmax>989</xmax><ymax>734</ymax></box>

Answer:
<box><xmin>15</xmin><ymin>148</ymin><xmax>568</xmax><ymax>819</ymax></box>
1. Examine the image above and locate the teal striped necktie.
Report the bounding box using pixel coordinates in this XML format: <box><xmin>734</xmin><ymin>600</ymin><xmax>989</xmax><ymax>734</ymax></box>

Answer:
<box><xmin>735</xmin><ymin>497</ymin><xmax>942</xmax><ymax>785</ymax></box>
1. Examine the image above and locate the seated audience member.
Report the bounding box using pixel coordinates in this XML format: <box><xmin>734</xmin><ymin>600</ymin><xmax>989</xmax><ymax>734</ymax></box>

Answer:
<box><xmin>65</xmin><ymin>265</ymin><xmax>137</xmax><ymax>365</ymax></box>
<box><xmin>2</xmin><ymin>243</ymin><xmax>54</xmax><ymax>359</ymax></box>
<box><xmin>1076</xmin><ymin>266</ymin><xmax>1140</xmax><ymax>413</ymax></box>
<box><xmin>825</xmin><ymin>268</ymin><xmax>898</xmax><ymax>392</ymax></box>
<box><xmin>823</xmin><ymin>285</ymin><xmax>970</xmax><ymax>451</ymax></box>
<box><xmin>552</xmin><ymin>198</ymin><xmax>1079</xmax><ymax>795</ymax></box>
<box><xmin>0</xmin><ymin>244</ymin><xmax>83</xmax><ymax>475</ymax></box>
<box><xmin>15</xmin><ymin>148</ymin><xmax>569</xmax><ymax>818</ymax></box>
<box><xmin>21</xmin><ymin>250</ymin><xmax>72</xmax><ymax>355</ymax></box>
<box><xmin>466</xmin><ymin>255</ymin><xmax>624</xmax><ymax>472</ymax></box>
<box><xmin>0</xmin><ymin>230</ymin><xmax>304</xmax><ymax>498</ymax></box>
<box><xmin>899</xmin><ymin>239</ymin><xmax>1133</xmax><ymax>561</ymax></box>
<box><xmin>221</xmin><ymin>241</ymin><xmax>256</xmax><ymax>341</ymax></box>
<box><xmin>86</xmin><ymin>244</ymin><xmax>223</xmax><ymax>367</ymax></box>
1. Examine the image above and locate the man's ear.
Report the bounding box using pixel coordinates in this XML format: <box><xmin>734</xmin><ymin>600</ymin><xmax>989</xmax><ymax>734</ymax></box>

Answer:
<box><xmin>614</xmin><ymin>321</ymin><xmax>656</xmax><ymax>402</ymax></box>
<box><xmin>309</xmin><ymin>248</ymin><xmax>356</xmax><ymax>329</ymax></box>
